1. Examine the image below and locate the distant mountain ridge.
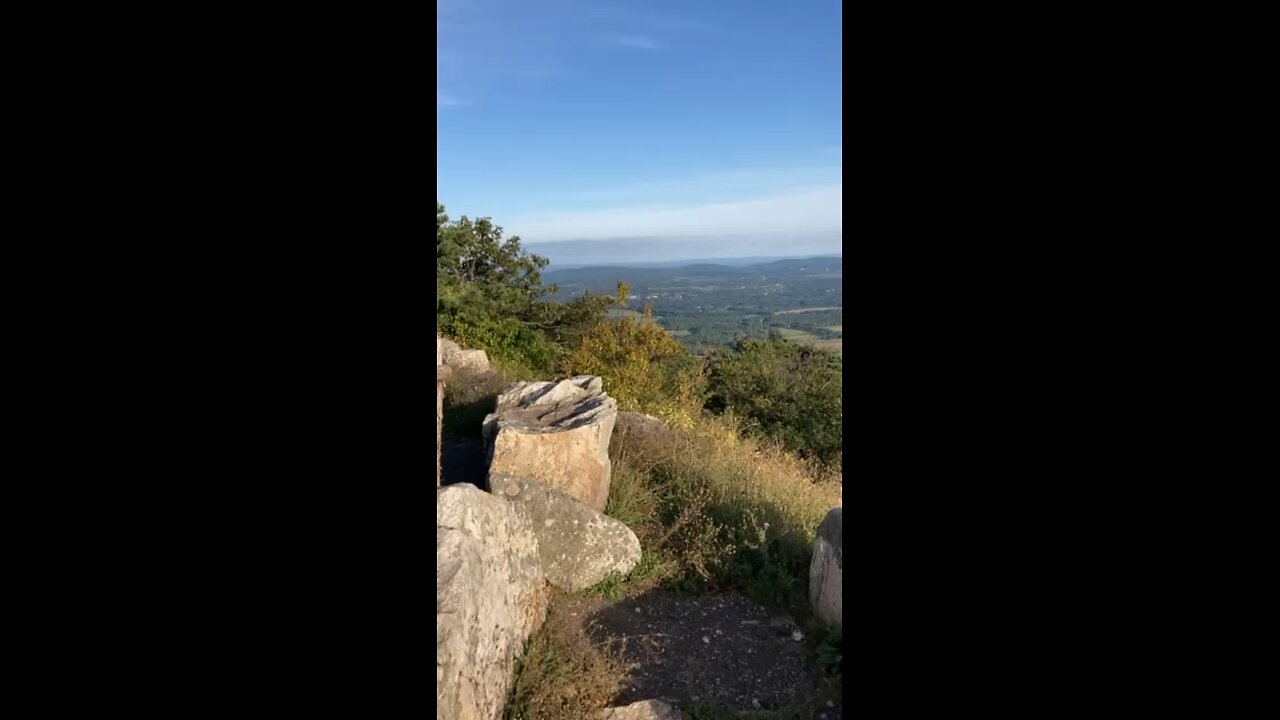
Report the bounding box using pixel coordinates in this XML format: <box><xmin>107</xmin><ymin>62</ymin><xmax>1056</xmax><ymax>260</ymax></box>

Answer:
<box><xmin>545</xmin><ymin>253</ymin><xmax>841</xmax><ymax>271</ymax></box>
<box><xmin>543</xmin><ymin>256</ymin><xmax>842</xmax><ymax>296</ymax></box>
<box><xmin>526</xmin><ymin>235</ymin><xmax>842</xmax><ymax>268</ymax></box>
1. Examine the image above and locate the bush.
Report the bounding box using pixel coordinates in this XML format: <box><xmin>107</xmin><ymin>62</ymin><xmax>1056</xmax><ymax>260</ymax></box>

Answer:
<box><xmin>566</xmin><ymin>317</ymin><xmax>705</xmax><ymax>425</ymax></box>
<box><xmin>705</xmin><ymin>337</ymin><xmax>843</xmax><ymax>468</ymax></box>
<box><xmin>438</xmin><ymin>309</ymin><xmax>562</xmax><ymax>379</ymax></box>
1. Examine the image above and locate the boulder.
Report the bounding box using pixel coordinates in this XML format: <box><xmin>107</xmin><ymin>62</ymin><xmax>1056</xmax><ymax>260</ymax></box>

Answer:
<box><xmin>616</xmin><ymin>411</ymin><xmax>668</xmax><ymax>436</ymax></box>
<box><xmin>448</xmin><ymin>348</ymin><xmax>490</xmax><ymax>374</ymax></box>
<box><xmin>611</xmin><ymin>411</ymin><xmax>678</xmax><ymax>460</ymax></box>
<box><xmin>438</xmin><ymin>336</ymin><xmax>491</xmax><ymax>374</ymax></box>
<box><xmin>598</xmin><ymin>700</ymin><xmax>689</xmax><ymax>720</ymax></box>
<box><xmin>809</xmin><ymin>507</ymin><xmax>842</xmax><ymax>627</ymax></box>
<box><xmin>437</xmin><ymin>484</ymin><xmax>547</xmax><ymax>720</ymax></box>
<box><xmin>490</xmin><ymin>473</ymin><xmax>640</xmax><ymax>592</ymax></box>
<box><xmin>483</xmin><ymin>376</ymin><xmax>617</xmax><ymax>511</ymax></box>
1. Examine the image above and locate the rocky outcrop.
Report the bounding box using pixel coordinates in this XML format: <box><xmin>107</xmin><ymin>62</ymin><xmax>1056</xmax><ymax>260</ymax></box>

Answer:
<box><xmin>809</xmin><ymin>507</ymin><xmax>842</xmax><ymax>627</ymax></box>
<box><xmin>598</xmin><ymin>700</ymin><xmax>688</xmax><ymax>720</ymax></box>
<box><xmin>490</xmin><ymin>472</ymin><xmax>640</xmax><ymax>591</ymax></box>
<box><xmin>437</xmin><ymin>484</ymin><xmax>547</xmax><ymax>720</ymax></box>
<box><xmin>483</xmin><ymin>376</ymin><xmax>618</xmax><ymax>512</ymax></box>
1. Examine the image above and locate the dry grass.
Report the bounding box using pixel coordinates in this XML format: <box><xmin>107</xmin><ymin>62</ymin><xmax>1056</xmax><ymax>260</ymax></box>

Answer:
<box><xmin>601</xmin><ymin>411</ymin><xmax>841</xmax><ymax>616</ymax></box>
<box><xmin>504</xmin><ymin>593</ymin><xmax>626</xmax><ymax>720</ymax></box>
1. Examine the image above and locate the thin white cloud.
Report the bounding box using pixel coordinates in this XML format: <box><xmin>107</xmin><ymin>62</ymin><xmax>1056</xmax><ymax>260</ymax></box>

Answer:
<box><xmin>550</xmin><ymin>163</ymin><xmax>841</xmax><ymax>207</ymax></box>
<box><xmin>607</xmin><ymin>34</ymin><xmax>660</xmax><ymax>50</ymax></box>
<box><xmin>509</xmin><ymin>185</ymin><xmax>842</xmax><ymax>243</ymax></box>
<box><xmin>437</xmin><ymin>93</ymin><xmax>463</xmax><ymax>107</ymax></box>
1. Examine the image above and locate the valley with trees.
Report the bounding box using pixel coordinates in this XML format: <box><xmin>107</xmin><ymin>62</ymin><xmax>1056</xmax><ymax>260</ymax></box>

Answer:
<box><xmin>543</xmin><ymin>257</ymin><xmax>843</xmax><ymax>355</ymax></box>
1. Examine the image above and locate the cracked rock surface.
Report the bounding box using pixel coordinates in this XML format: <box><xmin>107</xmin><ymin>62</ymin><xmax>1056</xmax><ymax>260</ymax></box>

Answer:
<box><xmin>484</xmin><ymin>376</ymin><xmax>618</xmax><ymax>511</ymax></box>
<box><xmin>489</xmin><ymin>472</ymin><xmax>640</xmax><ymax>592</ymax></box>
<box><xmin>437</xmin><ymin>484</ymin><xmax>547</xmax><ymax>720</ymax></box>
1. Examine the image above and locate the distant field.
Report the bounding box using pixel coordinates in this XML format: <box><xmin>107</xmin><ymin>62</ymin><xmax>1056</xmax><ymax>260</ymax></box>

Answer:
<box><xmin>667</xmin><ymin>329</ymin><xmax>691</xmax><ymax>336</ymax></box>
<box><xmin>776</xmin><ymin>327</ymin><xmax>818</xmax><ymax>340</ymax></box>
<box><xmin>607</xmin><ymin>308</ymin><xmax>659</xmax><ymax>322</ymax></box>
<box><xmin>824</xmin><ymin>325</ymin><xmax>842</xmax><ymax>332</ymax></box>
<box><xmin>774</xmin><ymin>306</ymin><xmax>842</xmax><ymax>315</ymax></box>
<box><xmin>776</xmin><ymin>327</ymin><xmax>843</xmax><ymax>354</ymax></box>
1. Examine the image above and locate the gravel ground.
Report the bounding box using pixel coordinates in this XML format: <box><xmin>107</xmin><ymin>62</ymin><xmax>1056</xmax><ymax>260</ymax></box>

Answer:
<box><xmin>561</xmin><ymin>590</ymin><xmax>842</xmax><ymax>718</ymax></box>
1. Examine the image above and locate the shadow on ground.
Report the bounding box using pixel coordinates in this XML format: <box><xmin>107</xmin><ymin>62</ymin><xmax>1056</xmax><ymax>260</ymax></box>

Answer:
<box><xmin>560</xmin><ymin>589</ymin><xmax>842</xmax><ymax>719</ymax></box>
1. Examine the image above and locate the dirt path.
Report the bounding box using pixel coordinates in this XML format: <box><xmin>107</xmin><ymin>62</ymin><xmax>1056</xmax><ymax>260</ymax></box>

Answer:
<box><xmin>560</xmin><ymin>591</ymin><xmax>842</xmax><ymax>719</ymax></box>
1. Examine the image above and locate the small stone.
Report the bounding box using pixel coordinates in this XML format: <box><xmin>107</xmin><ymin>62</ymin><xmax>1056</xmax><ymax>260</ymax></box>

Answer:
<box><xmin>791</xmin><ymin>629</ymin><xmax>804</xmax><ymax>642</ymax></box>
<box><xmin>635</xmin><ymin>606</ymin><xmax>642</xmax><ymax>613</ymax></box>
<box><xmin>702</xmin><ymin>636</ymin><xmax>710</xmax><ymax>644</ymax></box>
<box><xmin>826</xmin><ymin>700</ymin><xmax>835</xmax><ymax>707</ymax></box>
<box><xmin>752</xmin><ymin>699</ymin><xmax>761</xmax><ymax>709</ymax></box>
<box><xmin>504</xmin><ymin>483</ymin><xmax>521</xmax><ymax>496</ymax></box>
<box><xmin>715</xmin><ymin>629</ymin><xmax>723</xmax><ymax>635</ymax></box>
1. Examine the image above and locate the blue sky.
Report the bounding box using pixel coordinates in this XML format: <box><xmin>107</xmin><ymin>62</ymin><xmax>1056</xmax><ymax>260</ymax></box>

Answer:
<box><xmin>437</xmin><ymin>0</ymin><xmax>842</xmax><ymax>260</ymax></box>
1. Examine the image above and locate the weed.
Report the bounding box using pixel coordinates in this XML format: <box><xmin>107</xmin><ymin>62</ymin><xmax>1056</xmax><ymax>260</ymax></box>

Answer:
<box><xmin>817</xmin><ymin>625</ymin><xmax>842</xmax><ymax>676</ymax></box>
<box><xmin>503</xmin><ymin>596</ymin><xmax>624</xmax><ymax>720</ymax></box>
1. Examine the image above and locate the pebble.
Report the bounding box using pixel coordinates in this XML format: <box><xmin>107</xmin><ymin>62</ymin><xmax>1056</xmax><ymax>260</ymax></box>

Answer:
<box><xmin>702</xmin><ymin>636</ymin><xmax>710</xmax><ymax>644</ymax></box>
<box><xmin>791</xmin><ymin>629</ymin><xmax>804</xmax><ymax>642</ymax></box>
<box><xmin>634</xmin><ymin>607</ymin><xmax>641</xmax><ymax>613</ymax></box>
<box><xmin>827</xmin><ymin>700</ymin><xmax>835</xmax><ymax>707</ymax></box>
<box><xmin>752</xmin><ymin>699</ymin><xmax>761</xmax><ymax>709</ymax></box>
<box><xmin>715</xmin><ymin>629</ymin><xmax>723</xmax><ymax>635</ymax></box>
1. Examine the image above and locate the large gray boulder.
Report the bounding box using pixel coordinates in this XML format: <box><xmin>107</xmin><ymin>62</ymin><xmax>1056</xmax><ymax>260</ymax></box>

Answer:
<box><xmin>809</xmin><ymin>507</ymin><xmax>842</xmax><ymax>627</ymax></box>
<box><xmin>489</xmin><ymin>473</ymin><xmax>640</xmax><ymax>592</ymax></box>
<box><xmin>437</xmin><ymin>484</ymin><xmax>547</xmax><ymax>720</ymax></box>
<box><xmin>598</xmin><ymin>700</ymin><xmax>688</xmax><ymax>720</ymax></box>
<box><xmin>483</xmin><ymin>376</ymin><xmax>618</xmax><ymax>511</ymax></box>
